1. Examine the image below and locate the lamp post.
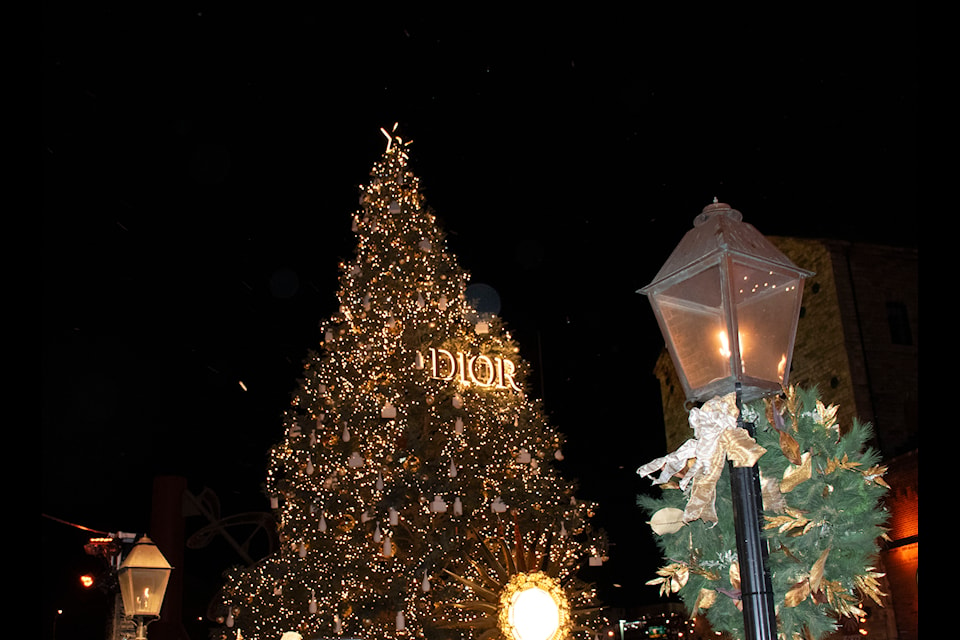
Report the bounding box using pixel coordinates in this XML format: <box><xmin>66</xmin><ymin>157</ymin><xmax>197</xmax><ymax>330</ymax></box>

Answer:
<box><xmin>638</xmin><ymin>201</ymin><xmax>812</xmax><ymax>640</ymax></box>
<box><xmin>117</xmin><ymin>535</ymin><xmax>173</xmax><ymax>640</ymax></box>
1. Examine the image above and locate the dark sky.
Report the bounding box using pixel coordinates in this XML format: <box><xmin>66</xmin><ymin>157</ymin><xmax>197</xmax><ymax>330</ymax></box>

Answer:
<box><xmin>42</xmin><ymin>4</ymin><xmax>915</xmax><ymax>637</ymax></box>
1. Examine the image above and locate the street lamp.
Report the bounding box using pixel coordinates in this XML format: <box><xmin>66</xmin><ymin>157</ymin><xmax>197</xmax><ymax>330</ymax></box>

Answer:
<box><xmin>639</xmin><ymin>201</ymin><xmax>812</xmax><ymax>640</ymax></box>
<box><xmin>117</xmin><ymin>535</ymin><xmax>173</xmax><ymax>640</ymax></box>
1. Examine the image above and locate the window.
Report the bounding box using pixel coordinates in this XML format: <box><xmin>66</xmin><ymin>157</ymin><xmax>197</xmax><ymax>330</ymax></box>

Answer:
<box><xmin>886</xmin><ymin>301</ymin><xmax>913</xmax><ymax>346</ymax></box>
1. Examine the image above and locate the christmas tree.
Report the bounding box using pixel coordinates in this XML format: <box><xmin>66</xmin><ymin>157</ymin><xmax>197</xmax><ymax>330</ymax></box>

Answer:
<box><xmin>214</xmin><ymin>126</ymin><xmax>608</xmax><ymax>640</ymax></box>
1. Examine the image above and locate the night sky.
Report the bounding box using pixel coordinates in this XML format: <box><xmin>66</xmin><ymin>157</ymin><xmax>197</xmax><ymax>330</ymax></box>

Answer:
<box><xmin>43</xmin><ymin>5</ymin><xmax>915</xmax><ymax>638</ymax></box>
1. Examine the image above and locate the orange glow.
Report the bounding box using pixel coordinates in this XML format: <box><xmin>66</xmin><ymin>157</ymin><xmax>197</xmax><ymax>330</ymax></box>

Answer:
<box><xmin>80</xmin><ymin>575</ymin><xmax>95</xmax><ymax>588</ymax></box>
<box><xmin>717</xmin><ymin>331</ymin><xmax>747</xmax><ymax>371</ymax></box>
<box><xmin>717</xmin><ymin>331</ymin><xmax>731</xmax><ymax>359</ymax></box>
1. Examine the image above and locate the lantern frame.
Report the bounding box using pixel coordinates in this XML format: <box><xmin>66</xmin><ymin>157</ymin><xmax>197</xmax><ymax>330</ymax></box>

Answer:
<box><xmin>117</xmin><ymin>535</ymin><xmax>172</xmax><ymax>623</ymax></box>
<box><xmin>639</xmin><ymin>201</ymin><xmax>813</xmax><ymax>404</ymax></box>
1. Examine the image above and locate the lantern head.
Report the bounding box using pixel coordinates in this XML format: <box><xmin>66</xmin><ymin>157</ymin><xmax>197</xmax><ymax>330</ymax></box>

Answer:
<box><xmin>639</xmin><ymin>201</ymin><xmax>813</xmax><ymax>404</ymax></box>
<box><xmin>117</xmin><ymin>536</ymin><xmax>173</xmax><ymax>619</ymax></box>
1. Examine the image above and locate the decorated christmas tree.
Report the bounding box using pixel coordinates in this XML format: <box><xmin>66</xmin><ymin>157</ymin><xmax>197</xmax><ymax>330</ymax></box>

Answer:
<box><xmin>213</xmin><ymin>126</ymin><xmax>608</xmax><ymax>640</ymax></box>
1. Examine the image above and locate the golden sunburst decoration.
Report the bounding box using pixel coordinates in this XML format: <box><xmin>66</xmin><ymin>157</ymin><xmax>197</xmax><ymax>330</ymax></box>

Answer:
<box><xmin>498</xmin><ymin>571</ymin><xmax>570</xmax><ymax>640</ymax></box>
<box><xmin>438</xmin><ymin>518</ymin><xmax>602</xmax><ymax>640</ymax></box>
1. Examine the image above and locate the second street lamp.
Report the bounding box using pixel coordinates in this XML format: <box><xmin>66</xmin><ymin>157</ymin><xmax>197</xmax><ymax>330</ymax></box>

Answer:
<box><xmin>117</xmin><ymin>535</ymin><xmax>173</xmax><ymax>640</ymax></box>
<box><xmin>638</xmin><ymin>200</ymin><xmax>813</xmax><ymax>640</ymax></box>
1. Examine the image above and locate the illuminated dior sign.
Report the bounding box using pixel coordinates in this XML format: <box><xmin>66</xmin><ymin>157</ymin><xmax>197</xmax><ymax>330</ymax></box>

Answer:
<box><xmin>428</xmin><ymin>347</ymin><xmax>521</xmax><ymax>392</ymax></box>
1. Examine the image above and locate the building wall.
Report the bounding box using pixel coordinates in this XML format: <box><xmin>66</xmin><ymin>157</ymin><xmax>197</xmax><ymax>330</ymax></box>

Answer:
<box><xmin>880</xmin><ymin>449</ymin><xmax>919</xmax><ymax>640</ymax></box>
<box><xmin>825</xmin><ymin>241</ymin><xmax>918</xmax><ymax>457</ymax></box>
<box><xmin>771</xmin><ymin>237</ymin><xmax>862</xmax><ymax>431</ymax></box>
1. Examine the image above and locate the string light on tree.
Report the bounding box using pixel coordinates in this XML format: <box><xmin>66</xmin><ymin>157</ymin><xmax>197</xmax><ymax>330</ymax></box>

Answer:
<box><xmin>213</xmin><ymin>127</ymin><xmax>607</xmax><ymax>640</ymax></box>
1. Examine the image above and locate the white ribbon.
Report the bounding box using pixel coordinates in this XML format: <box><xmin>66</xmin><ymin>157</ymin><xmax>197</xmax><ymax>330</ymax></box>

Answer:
<box><xmin>638</xmin><ymin>392</ymin><xmax>766</xmax><ymax>524</ymax></box>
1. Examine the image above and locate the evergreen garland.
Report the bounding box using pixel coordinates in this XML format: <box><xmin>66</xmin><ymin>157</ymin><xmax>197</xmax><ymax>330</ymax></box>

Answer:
<box><xmin>637</xmin><ymin>386</ymin><xmax>890</xmax><ymax>640</ymax></box>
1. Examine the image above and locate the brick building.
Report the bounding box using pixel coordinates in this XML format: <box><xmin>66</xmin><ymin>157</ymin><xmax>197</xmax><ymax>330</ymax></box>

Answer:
<box><xmin>650</xmin><ymin>237</ymin><xmax>918</xmax><ymax>639</ymax></box>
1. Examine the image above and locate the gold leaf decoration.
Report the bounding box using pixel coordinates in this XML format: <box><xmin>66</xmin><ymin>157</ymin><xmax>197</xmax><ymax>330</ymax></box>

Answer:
<box><xmin>823</xmin><ymin>579</ymin><xmax>865</xmax><ymax>619</ymax></box>
<box><xmin>646</xmin><ymin>563</ymin><xmax>689</xmax><ymax>597</ymax></box>
<box><xmin>809</xmin><ymin>548</ymin><xmax>830</xmax><ymax>594</ymax></box>
<box><xmin>784</xmin><ymin>579</ymin><xmax>810</xmax><ymax>608</ymax></box>
<box><xmin>728</xmin><ymin>561</ymin><xmax>741</xmax><ymax>593</ymax></box>
<box><xmin>764</xmin><ymin>507</ymin><xmax>812</xmax><ymax>535</ymax></box>
<box><xmin>761</xmin><ymin>474</ymin><xmax>787</xmax><ymax>513</ymax></box>
<box><xmin>693</xmin><ymin>588</ymin><xmax>717</xmax><ymax>612</ymax></box>
<box><xmin>781</xmin><ymin>451</ymin><xmax>812</xmax><ymax>493</ymax></box>
<box><xmin>779</xmin><ymin>429</ymin><xmax>803</xmax><ymax>466</ymax></box>
<box><xmin>854</xmin><ymin>568</ymin><xmax>888</xmax><ymax>607</ymax></box>
<box><xmin>813</xmin><ymin>400</ymin><xmax>839</xmax><ymax>430</ymax></box>
<box><xmin>861</xmin><ymin>464</ymin><xmax>891</xmax><ymax>488</ymax></box>
<box><xmin>783</xmin><ymin>385</ymin><xmax>800</xmax><ymax>430</ymax></box>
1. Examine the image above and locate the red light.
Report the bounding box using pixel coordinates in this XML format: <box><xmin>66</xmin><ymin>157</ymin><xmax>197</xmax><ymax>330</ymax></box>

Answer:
<box><xmin>80</xmin><ymin>575</ymin><xmax>95</xmax><ymax>588</ymax></box>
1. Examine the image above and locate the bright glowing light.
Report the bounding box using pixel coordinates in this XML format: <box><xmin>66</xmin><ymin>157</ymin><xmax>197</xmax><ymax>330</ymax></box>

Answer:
<box><xmin>718</xmin><ymin>330</ymin><xmax>731</xmax><ymax>359</ymax></box>
<box><xmin>80</xmin><ymin>575</ymin><xmax>95</xmax><ymax>588</ymax></box>
<box><xmin>717</xmin><ymin>330</ymin><xmax>747</xmax><ymax>371</ymax></box>
<box><xmin>500</xmin><ymin>572</ymin><xmax>570</xmax><ymax>640</ymax></box>
<box><xmin>509</xmin><ymin>587</ymin><xmax>559</xmax><ymax>640</ymax></box>
<box><xmin>137</xmin><ymin>587</ymin><xmax>152</xmax><ymax>610</ymax></box>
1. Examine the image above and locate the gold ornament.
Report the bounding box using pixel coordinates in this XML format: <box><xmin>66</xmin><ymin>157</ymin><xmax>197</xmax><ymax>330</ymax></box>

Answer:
<box><xmin>338</xmin><ymin>514</ymin><xmax>357</xmax><ymax>533</ymax></box>
<box><xmin>648</xmin><ymin>507</ymin><xmax>686</xmax><ymax>535</ymax></box>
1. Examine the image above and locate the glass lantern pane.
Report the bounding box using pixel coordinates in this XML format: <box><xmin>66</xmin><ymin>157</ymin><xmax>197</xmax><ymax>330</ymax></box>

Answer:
<box><xmin>658</xmin><ymin>298</ymin><xmax>729</xmax><ymax>391</ymax></box>
<box><xmin>730</xmin><ymin>261</ymin><xmax>804</xmax><ymax>387</ymax></box>
<box><xmin>652</xmin><ymin>264</ymin><xmax>732</xmax><ymax>393</ymax></box>
<box><xmin>120</xmin><ymin>569</ymin><xmax>170</xmax><ymax>616</ymax></box>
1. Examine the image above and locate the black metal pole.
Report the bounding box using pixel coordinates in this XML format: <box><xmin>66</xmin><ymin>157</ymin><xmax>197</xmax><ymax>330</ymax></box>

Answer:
<box><xmin>729</xmin><ymin>383</ymin><xmax>777</xmax><ymax>640</ymax></box>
